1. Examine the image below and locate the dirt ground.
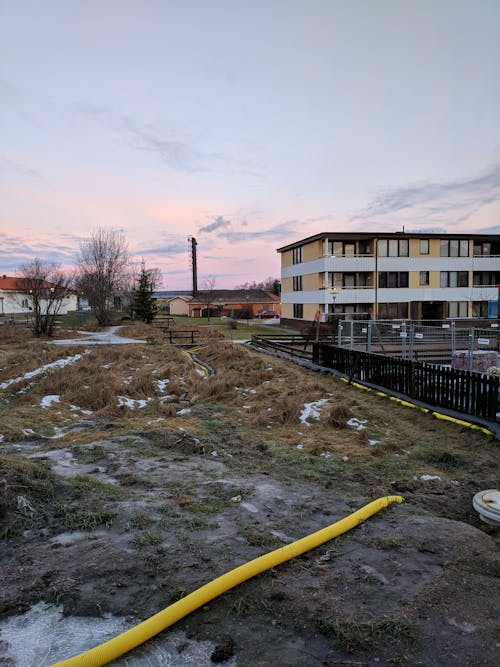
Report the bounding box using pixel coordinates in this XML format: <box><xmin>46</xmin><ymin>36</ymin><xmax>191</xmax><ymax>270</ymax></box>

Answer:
<box><xmin>0</xmin><ymin>324</ymin><xmax>499</xmax><ymax>666</ymax></box>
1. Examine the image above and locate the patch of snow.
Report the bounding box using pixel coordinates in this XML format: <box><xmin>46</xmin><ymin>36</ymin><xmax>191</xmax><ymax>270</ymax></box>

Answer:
<box><xmin>195</xmin><ymin>368</ymin><xmax>205</xmax><ymax>377</ymax></box>
<box><xmin>22</xmin><ymin>428</ymin><xmax>35</xmax><ymax>436</ymax></box>
<box><xmin>347</xmin><ymin>417</ymin><xmax>368</xmax><ymax>431</ymax></box>
<box><xmin>156</xmin><ymin>378</ymin><xmax>170</xmax><ymax>392</ymax></box>
<box><xmin>420</xmin><ymin>474</ymin><xmax>441</xmax><ymax>481</ymax></box>
<box><xmin>177</xmin><ymin>408</ymin><xmax>191</xmax><ymax>415</ymax></box>
<box><xmin>0</xmin><ymin>352</ymin><xmax>88</xmax><ymax>390</ymax></box>
<box><xmin>341</xmin><ymin>455</ymin><xmax>349</xmax><ymax>462</ymax></box>
<box><xmin>242</xmin><ymin>405</ymin><xmax>251</xmax><ymax>409</ymax></box>
<box><xmin>300</xmin><ymin>398</ymin><xmax>330</xmax><ymax>426</ymax></box>
<box><xmin>249</xmin><ymin>389</ymin><xmax>257</xmax><ymax>394</ymax></box>
<box><xmin>40</xmin><ymin>395</ymin><xmax>60</xmax><ymax>409</ymax></box>
<box><xmin>0</xmin><ymin>434</ymin><xmax>4</xmax><ymax>442</ymax></box>
<box><xmin>70</xmin><ymin>405</ymin><xmax>92</xmax><ymax>415</ymax></box>
<box><xmin>266</xmin><ymin>367</ymin><xmax>273</xmax><ymax>371</ymax></box>
<box><xmin>319</xmin><ymin>452</ymin><xmax>331</xmax><ymax>459</ymax></box>
<box><xmin>296</xmin><ymin>444</ymin><xmax>304</xmax><ymax>450</ymax></box>
<box><xmin>117</xmin><ymin>396</ymin><xmax>151</xmax><ymax>409</ymax></box>
<box><xmin>369</xmin><ymin>439</ymin><xmax>380</xmax><ymax>446</ymax></box>
<box><xmin>210</xmin><ymin>450</ymin><xmax>218</xmax><ymax>457</ymax></box>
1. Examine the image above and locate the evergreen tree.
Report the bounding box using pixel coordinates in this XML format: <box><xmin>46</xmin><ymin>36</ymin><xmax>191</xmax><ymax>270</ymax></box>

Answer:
<box><xmin>132</xmin><ymin>261</ymin><xmax>158</xmax><ymax>323</ymax></box>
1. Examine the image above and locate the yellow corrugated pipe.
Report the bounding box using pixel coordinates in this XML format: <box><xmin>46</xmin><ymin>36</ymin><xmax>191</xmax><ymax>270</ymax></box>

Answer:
<box><xmin>50</xmin><ymin>495</ymin><xmax>404</xmax><ymax>667</ymax></box>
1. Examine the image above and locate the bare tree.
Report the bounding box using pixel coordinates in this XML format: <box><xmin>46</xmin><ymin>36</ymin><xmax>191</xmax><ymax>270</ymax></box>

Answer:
<box><xmin>17</xmin><ymin>259</ymin><xmax>73</xmax><ymax>336</ymax></box>
<box><xmin>236</xmin><ymin>276</ymin><xmax>280</xmax><ymax>295</ymax></box>
<box><xmin>201</xmin><ymin>275</ymin><xmax>217</xmax><ymax>322</ymax></box>
<box><xmin>76</xmin><ymin>228</ymin><xmax>130</xmax><ymax>326</ymax></box>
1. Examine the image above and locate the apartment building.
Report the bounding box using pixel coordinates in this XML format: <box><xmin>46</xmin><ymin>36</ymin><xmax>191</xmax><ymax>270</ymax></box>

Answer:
<box><xmin>278</xmin><ymin>232</ymin><xmax>500</xmax><ymax>323</ymax></box>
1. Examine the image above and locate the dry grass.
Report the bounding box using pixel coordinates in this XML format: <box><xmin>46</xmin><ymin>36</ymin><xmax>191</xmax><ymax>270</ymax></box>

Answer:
<box><xmin>0</xmin><ymin>328</ymin><xmax>495</xmax><ymax>487</ymax></box>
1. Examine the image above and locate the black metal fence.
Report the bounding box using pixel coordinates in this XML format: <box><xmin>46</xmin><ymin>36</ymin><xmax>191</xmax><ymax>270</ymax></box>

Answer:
<box><xmin>312</xmin><ymin>343</ymin><xmax>500</xmax><ymax>421</ymax></box>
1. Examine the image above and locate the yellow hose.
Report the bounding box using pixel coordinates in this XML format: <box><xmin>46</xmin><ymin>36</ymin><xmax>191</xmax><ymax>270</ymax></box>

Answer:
<box><xmin>50</xmin><ymin>495</ymin><xmax>403</xmax><ymax>667</ymax></box>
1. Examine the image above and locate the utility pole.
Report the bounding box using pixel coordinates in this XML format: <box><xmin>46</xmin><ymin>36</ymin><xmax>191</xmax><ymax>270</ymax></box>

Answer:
<box><xmin>189</xmin><ymin>237</ymin><xmax>198</xmax><ymax>297</ymax></box>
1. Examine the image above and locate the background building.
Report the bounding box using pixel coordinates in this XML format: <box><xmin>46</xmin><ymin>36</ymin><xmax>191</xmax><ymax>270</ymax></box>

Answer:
<box><xmin>278</xmin><ymin>232</ymin><xmax>500</xmax><ymax>324</ymax></box>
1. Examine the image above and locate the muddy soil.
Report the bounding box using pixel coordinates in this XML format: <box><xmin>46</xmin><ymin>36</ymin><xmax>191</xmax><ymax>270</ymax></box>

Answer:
<box><xmin>1</xmin><ymin>422</ymin><xmax>498</xmax><ymax>667</ymax></box>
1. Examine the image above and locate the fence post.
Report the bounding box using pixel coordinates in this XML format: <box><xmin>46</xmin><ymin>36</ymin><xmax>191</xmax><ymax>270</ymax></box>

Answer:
<box><xmin>350</xmin><ymin>320</ymin><xmax>354</xmax><ymax>350</ymax></box>
<box><xmin>401</xmin><ymin>321</ymin><xmax>407</xmax><ymax>359</ymax></box>
<box><xmin>468</xmin><ymin>327</ymin><xmax>474</xmax><ymax>372</ymax></box>
<box><xmin>338</xmin><ymin>320</ymin><xmax>342</xmax><ymax>347</ymax></box>
<box><xmin>451</xmin><ymin>320</ymin><xmax>456</xmax><ymax>355</ymax></box>
<box><xmin>408</xmin><ymin>322</ymin><xmax>415</xmax><ymax>361</ymax></box>
<box><xmin>367</xmin><ymin>322</ymin><xmax>372</xmax><ymax>353</ymax></box>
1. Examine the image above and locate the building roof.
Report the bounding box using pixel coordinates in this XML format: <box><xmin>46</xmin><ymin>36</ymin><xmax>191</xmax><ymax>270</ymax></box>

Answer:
<box><xmin>0</xmin><ymin>275</ymin><xmax>68</xmax><ymax>292</ymax></box>
<box><xmin>154</xmin><ymin>290</ymin><xmax>193</xmax><ymax>299</ymax></box>
<box><xmin>276</xmin><ymin>231</ymin><xmax>500</xmax><ymax>252</ymax></box>
<box><xmin>190</xmin><ymin>289</ymin><xmax>279</xmax><ymax>304</ymax></box>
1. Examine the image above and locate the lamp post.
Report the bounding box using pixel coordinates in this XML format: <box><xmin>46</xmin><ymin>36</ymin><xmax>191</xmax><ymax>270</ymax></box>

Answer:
<box><xmin>330</xmin><ymin>287</ymin><xmax>340</xmax><ymax>314</ymax></box>
<box><xmin>245</xmin><ymin>294</ymin><xmax>250</xmax><ymax>326</ymax></box>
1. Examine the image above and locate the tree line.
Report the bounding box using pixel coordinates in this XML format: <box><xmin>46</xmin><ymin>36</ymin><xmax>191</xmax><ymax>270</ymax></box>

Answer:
<box><xmin>17</xmin><ymin>228</ymin><xmax>159</xmax><ymax>336</ymax></box>
<box><xmin>16</xmin><ymin>227</ymin><xmax>280</xmax><ymax>336</ymax></box>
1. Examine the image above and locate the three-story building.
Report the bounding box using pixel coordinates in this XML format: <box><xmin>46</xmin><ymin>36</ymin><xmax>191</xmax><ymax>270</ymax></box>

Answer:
<box><xmin>278</xmin><ymin>232</ymin><xmax>500</xmax><ymax>323</ymax></box>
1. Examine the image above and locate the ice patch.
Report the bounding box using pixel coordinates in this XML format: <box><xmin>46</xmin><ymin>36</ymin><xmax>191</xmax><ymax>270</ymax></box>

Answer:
<box><xmin>40</xmin><ymin>394</ymin><xmax>60</xmax><ymax>408</ymax></box>
<box><xmin>0</xmin><ymin>602</ymin><xmax>235</xmax><ymax>666</ymax></box>
<box><xmin>300</xmin><ymin>398</ymin><xmax>329</xmax><ymax>426</ymax></box>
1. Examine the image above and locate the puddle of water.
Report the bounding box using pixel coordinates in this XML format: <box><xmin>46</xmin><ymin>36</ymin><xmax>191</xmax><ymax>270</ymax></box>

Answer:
<box><xmin>0</xmin><ymin>603</ymin><xmax>236</xmax><ymax>666</ymax></box>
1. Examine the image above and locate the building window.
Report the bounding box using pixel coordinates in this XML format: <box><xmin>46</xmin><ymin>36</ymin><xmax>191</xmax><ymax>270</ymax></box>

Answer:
<box><xmin>292</xmin><ymin>275</ymin><xmax>303</xmax><ymax>291</ymax></box>
<box><xmin>440</xmin><ymin>239</ymin><xmax>469</xmax><ymax>257</ymax></box>
<box><xmin>21</xmin><ymin>298</ymin><xmax>29</xmax><ymax>308</ymax></box>
<box><xmin>293</xmin><ymin>303</ymin><xmax>303</xmax><ymax>318</ymax></box>
<box><xmin>448</xmin><ymin>301</ymin><xmax>468</xmax><ymax>318</ymax></box>
<box><xmin>419</xmin><ymin>271</ymin><xmax>430</xmax><ymax>286</ymax></box>
<box><xmin>440</xmin><ymin>271</ymin><xmax>468</xmax><ymax>288</ymax></box>
<box><xmin>328</xmin><ymin>240</ymin><xmax>372</xmax><ymax>256</ymax></box>
<box><xmin>419</xmin><ymin>239</ymin><xmax>430</xmax><ymax>254</ymax></box>
<box><xmin>377</xmin><ymin>239</ymin><xmax>409</xmax><ymax>257</ymax></box>
<box><xmin>473</xmin><ymin>271</ymin><xmax>500</xmax><ymax>286</ymax></box>
<box><xmin>378</xmin><ymin>272</ymin><xmax>409</xmax><ymax>288</ymax></box>
<box><xmin>472</xmin><ymin>301</ymin><xmax>488</xmax><ymax>317</ymax></box>
<box><xmin>330</xmin><ymin>272</ymin><xmax>370</xmax><ymax>288</ymax></box>
<box><xmin>474</xmin><ymin>242</ymin><xmax>491</xmax><ymax>256</ymax></box>
<box><xmin>292</xmin><ymin>246</ymin><xmax>303</xmax><ymax>264</ymax></box>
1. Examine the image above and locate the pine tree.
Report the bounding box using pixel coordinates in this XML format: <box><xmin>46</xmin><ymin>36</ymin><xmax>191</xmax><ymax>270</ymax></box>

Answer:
<box><xmin>132</xmin><ymin>262</ymin><xmax>158</xmax><ymax>323</ymax></box>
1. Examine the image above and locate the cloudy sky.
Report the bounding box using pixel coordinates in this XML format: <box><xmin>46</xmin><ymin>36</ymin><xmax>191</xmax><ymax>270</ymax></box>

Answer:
<box><xmin>1</xmin><ymin>0</ymin><xmax>499</xmax><ymax>288</ymax></box>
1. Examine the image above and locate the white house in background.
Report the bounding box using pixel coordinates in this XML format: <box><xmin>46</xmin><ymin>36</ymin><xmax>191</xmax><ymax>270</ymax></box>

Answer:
<box><xmin>0</xmin><ymin>275</ymin><xmax>77</xmax><ymax>317</ymax></box>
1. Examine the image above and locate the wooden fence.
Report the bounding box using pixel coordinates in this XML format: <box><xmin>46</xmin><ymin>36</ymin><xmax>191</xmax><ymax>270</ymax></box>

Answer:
<box><xmin>312</xmin><ymin>343</ymin><xmax>500</xmax><ymax>421</ymax></box>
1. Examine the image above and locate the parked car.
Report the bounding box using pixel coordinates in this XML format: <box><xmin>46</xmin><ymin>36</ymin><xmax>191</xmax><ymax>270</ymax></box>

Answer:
<box><xmin>256</xmin><ymin>310</ymin><xmax>279</xmax><ymax>319</ymax></box>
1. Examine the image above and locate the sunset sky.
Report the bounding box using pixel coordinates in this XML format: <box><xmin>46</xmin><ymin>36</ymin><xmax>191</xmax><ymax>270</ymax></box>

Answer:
<box><xmin>1</xmin><ymin>0</ymin><xmax>499</xmax><ymax>288</ymax></box>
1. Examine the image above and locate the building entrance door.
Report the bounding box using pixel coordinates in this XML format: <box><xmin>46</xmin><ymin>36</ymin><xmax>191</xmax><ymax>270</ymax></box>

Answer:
<box><xmin>421</xmin><ymin>301</ymin><xmax>444</xmax><ymax>320</ymax></box>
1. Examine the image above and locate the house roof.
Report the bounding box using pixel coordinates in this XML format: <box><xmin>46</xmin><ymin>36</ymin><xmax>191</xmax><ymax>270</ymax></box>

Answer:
<box><xmin>189</xmin><ymin>289</ymin><xmax>279</xmax><ymax>305</ymax></box>
<box><xmin>0</xmin><ymin>275</ymin><xmax>64</xmax><ymax>292</ymax></box>
<box><xmin>0</xmin><ymin>275</ymin><xmax>22</xmax><ymax>291</ymax></box>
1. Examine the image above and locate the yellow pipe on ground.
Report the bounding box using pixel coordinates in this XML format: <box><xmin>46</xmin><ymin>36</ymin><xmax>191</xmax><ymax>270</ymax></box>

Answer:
<box><xmin>50</xmin><ymin>495</ymin><xmax>403</xmax><ymax>667</ymax></box>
